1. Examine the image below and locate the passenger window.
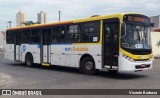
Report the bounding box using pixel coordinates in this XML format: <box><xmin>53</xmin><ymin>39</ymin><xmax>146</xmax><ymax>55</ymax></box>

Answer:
<box><xmin>67</xmin><ymin>25</ymin><xmax>80</xmax><ymax>42</ymax></box>
<box><xmin>52</xmin><ymin>26</ymin><xmax>65</xmax><ymax>43</ymax></box>
<box><xmin>42</xmin><ymin>29</ymin><xmax>51</xmax><ymax>45</ymax></box>
<box><xmin>6</xmin><ymin>31</ymin><xmax>15</xmax><ymax>44</ymax></box>
<box><xmin>31</xmin><ymin>29</ymin><xmax>40</xmax><ymax>43</ymax></box>
<box><xmin>81</xmin><ymin>21</ymin><xmax>100</xmax><ymax>42</ymax></box>
<box><xmin>16</xmin><ymin>31</ymin><xmax>22</xmax><ymax>45</ymax></box>
<box><xmin>22</xmin><ymin>30</ymin><xmax>31</xmax><ymax>43</ymax></box>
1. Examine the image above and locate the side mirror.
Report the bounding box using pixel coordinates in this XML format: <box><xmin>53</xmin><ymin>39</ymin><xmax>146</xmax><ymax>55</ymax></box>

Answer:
<box><xmin>119</xmin><ymin>22</ymin><xmax>126</xmax><ymax>40</ymax></box>
<box><xmin>150</xmin><ymin>23</ymin><xmax>154</xmax><ymax>27</ymax></box>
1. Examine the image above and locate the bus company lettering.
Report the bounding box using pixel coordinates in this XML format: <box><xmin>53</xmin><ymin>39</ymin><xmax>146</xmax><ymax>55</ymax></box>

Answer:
<box><xmin>73</xmin><ymin>46</ymin><xmax>88</xmax><ymax>52</ymax></box>
<box><xmin>65</xmin><ymin>48</ymin><xmax>72</xmax><ymax>51</ymax></box>
<box><xmin>65</xmin><ymin>47</ymin><xmax>88</xmax><ymax>52</ymax></box>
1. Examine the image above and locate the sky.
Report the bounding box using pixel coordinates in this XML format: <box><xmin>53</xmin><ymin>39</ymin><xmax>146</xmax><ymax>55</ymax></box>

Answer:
<box><xmin>0</xmin><ymin>0</ymin><xmax>160</xmax><ymax>31</ymax></box>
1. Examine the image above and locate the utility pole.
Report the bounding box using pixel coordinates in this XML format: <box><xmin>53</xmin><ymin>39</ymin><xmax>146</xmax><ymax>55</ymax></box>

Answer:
<box><xmin>7</xmin><ymin>21</ymin><xmax>12</xmax><ymax>28</ymax></box>
<box><xmin>59</xmin><ymin>10</ymin><xmax>61</xmax><ymax>22</ymax></box>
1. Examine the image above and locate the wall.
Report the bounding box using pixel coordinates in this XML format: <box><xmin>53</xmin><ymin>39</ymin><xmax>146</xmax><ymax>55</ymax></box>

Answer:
<box><xmin>151</xmin><ymin>31</ymin><xmax>160</xmax><ymax>57</ymax></box>
<box><xmin>0</xmin><ymin>32</ymin><xmax>5</xmax><ymax>50</ymax></box>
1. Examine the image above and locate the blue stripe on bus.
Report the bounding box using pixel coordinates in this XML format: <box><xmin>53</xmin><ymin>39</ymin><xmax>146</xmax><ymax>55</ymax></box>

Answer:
<box><xmin>37</xmin><ymin>44</ymin><xmax>40</xmax><ymax>48</ymax></box>
<box><xmin>28</xmin><ymin>44</ymin><xmax>40</xmax><ymax>48</ymax></box>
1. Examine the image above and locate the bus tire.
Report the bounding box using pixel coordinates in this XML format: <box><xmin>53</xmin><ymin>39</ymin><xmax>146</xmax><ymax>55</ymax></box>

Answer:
<box><xmin>81</xmin><ymin>57</ymin><xmax>96</xmax><ymax>75</ymax></box>
<box><xmin>25</xmin><ymin>53</ymin><xmax>33</xmax><ymax>67</ymax></box>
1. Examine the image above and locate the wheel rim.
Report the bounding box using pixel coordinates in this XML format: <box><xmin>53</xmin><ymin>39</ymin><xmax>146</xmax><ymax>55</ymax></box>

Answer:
<box><xmin>85</xmin><ymin>61</ymin><xmax>93</xmax><ymax>71</ymax></box>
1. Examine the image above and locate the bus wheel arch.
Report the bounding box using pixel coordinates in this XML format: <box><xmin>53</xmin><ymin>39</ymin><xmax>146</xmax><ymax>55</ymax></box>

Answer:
<box><xmin>80</xmin><ymin>54</ymin><xmax>96</xmax><ymax>75</ymax></box>
<box><xmin>25</xmin><ymin>52</ymin><xmax>34</xmax><ymax>67</ymax></box>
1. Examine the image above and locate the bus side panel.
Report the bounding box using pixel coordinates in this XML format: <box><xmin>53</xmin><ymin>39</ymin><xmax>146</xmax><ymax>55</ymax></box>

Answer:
<box><xmin>21</xmin><ymin>44</ymin><xmax>40</xmax><ymax>64</ymax></box>
<box><xmin>65</xmin><ymin>44</ymin><xmax>79</xmax><ymax>68</ymax></box>
<box><xmin>65</xmin><ymin>54</ymin><xmax>79</xmax><ymax>67</ymax></box>
<box><xmin>50</xmin><ymin>44</ymin><xmax>80</xmax><ymax>68</ymax></box>
<box><xmin>50</xmin><ymin>44</ymin><xmax>68</xmax><ymax>66</ymax></box>
<box><xmin>5</xmin><ymin>44</ymin><xmax>15</xmax><ymax>61</ymax></box>
<box><xmin>50</xmin><ymin>44</ymin><xmax>102</xmax><ymax>70</ymax></box>
<box><xmin>72</xmin><ymin>44</ymin><xmax>102</xmax><ymax>70</ymax></box>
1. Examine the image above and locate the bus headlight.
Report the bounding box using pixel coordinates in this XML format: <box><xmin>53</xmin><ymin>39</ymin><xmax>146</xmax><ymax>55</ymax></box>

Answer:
<box><xmin>122</xmin><ymin>54</ymin><xmax>134</xmax><ymax>62</ymax></box>
<box><xmin>149</xmin><ymin>56</ymin><xmax>153</xmax><ymax>61</ymax></box>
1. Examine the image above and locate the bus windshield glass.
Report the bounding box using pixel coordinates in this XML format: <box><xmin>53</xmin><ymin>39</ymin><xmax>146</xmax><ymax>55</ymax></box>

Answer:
<box><xmin>121</xmin><ymin>23</ymin><xmax>151</xmax><ymax>49</ymax></box>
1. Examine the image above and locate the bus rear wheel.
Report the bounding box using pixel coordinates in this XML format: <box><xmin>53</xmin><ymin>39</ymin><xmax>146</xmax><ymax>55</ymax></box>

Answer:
<box><xmin>25</xmin><ymin>53</ymin><xmax>33</xmax><ymax>67</ymax></box>
<box><xmin>81</xmin><ymin>57</ymin><xmax>96</xmax><ymax>75</ymax></box>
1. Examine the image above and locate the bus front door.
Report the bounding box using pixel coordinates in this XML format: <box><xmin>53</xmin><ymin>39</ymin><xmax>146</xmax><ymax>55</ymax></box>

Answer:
<box><xmin>103</xmin><ymin>20</ymin><xmax>119</xmax><ymax>70</ymax></box>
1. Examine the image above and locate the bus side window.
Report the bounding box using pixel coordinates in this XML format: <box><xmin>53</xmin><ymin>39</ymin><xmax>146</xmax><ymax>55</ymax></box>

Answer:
<box><xmin>31</xmin><ymin>29</ymin><xmax>40</xmax><ymax>43</ymax></box>
<box><xmin>52</xmin><ymin>26</ymin><xmax>65</xmax><ymax>43</ymax></box>
<box><xmin>6</xmin><ymin>31</ymin><xmax>15</xmax><ymax>44</ymax></box>
<box><xmin>42</xmin><ymin>29</ymin><xmax>51</xmax><ymax>45</ymax></box>
<box><xmin>80</xmin><ymin>21</ymin><xmax>100</xmax><ymax>42</ymax></box>
<box><xmin>16</xmin><ymin>31</ymin><xmax>22</xmax><ymax>45</ymax></box>
<box><xmin>52</xmin><ymin>36</ymin><xmax>58</xmax><ymax>43</ymax></box>
<box><xmin>67</xmin><ymin>25</ymin><xmax>80</xmax><ymax>42</ymax></box>
<box><xmin>22</xmin><ymin>30</ymin><xmax>31</xmax><ymax>44</ymax></box>
<box><xmin>60</xmin><ymin>28</ymin><xmax>65</xmax><ymax>42</ymax></box>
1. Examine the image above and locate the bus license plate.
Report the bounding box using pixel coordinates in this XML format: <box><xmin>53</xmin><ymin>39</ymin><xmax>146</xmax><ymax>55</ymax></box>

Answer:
<box><xmin>141</xmin><ymin>64</ymin><xmax>146</xmax><ymax>68</ymax></box>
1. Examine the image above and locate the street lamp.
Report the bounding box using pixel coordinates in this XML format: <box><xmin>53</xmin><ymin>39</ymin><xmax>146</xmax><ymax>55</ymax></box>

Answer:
<box><xmin>7</xmin><ymin>21</ymin><xmax>12</xmax><ymax>28</ymax></box>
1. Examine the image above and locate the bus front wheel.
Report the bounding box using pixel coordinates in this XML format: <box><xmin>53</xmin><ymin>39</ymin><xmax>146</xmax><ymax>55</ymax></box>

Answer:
<box><xmin>25</xmin><ymin>53</ymin><xmax>33</xmax><ymax>67</ymax></box>
<box><xmin>81</xmin><ymin>57</ymin><xmax>96</xmax><ymax>75</ymax></box>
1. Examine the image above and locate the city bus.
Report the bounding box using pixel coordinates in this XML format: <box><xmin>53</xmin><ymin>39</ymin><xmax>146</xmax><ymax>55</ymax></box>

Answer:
<box><xmin>5</xmin><ymin>13</ymin><xmax>153</xmax><ymax>74</ymax></box>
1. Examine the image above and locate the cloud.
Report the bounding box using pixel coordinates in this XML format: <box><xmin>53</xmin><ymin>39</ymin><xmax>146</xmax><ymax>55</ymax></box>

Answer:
<box><xmin>0</xmin><ymin>0</ymin><xmax>160</xmax><ymax>30</ymax></box>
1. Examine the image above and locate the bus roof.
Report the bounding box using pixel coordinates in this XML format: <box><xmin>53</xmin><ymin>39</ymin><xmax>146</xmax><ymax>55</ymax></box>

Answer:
<box><xmin>7</xmin><ymin>12</ymin><xmax>146</xmax><ymax>31</ymax></box>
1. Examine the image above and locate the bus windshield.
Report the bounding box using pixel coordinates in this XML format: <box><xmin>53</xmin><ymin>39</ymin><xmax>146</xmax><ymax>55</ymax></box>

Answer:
<box><xmin>121</xmin><ymin>23</ymin><xmax>151</xmax><ymax>49</ymax></box>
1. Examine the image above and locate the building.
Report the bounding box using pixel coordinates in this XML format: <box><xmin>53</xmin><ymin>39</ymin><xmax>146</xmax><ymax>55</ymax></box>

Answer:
<box><xmin>150</xmin><ymin>15</ymin><xmax>160</xmax><ymax>58</ymax></box>
<box><xmin>16</xmin><ymin>10</ymin><xmax>25</xmax><ymax>27</ymax></box>
<box><xmin>0</xmin><ymin>31</ymin><xmax>5</xmax><ymax>51</ymax></box>
<box><xmin>150</xmin><ymin>15</ymin><xmax>160</xmax><ymax>29</ymax></box>
<box><xmin>151</xmin><ymin>29</ymin><xmax>160</xmax><ymax>58</ymax></box>
<box><xmin>37</xmin><ymin>11</ymin><xmax>47</xmax><ymax>24</ymax></box>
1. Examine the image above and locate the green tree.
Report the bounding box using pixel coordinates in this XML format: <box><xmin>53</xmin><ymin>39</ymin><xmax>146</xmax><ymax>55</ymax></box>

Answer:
<box><xmin>22</xmin><ymin>21</ymin><xmax>40</xmax><ymax>26</ymax></box>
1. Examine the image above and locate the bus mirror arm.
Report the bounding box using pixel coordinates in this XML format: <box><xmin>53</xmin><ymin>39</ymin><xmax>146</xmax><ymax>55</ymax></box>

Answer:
<box><xmin>119</xmin><ymin>22</ymin><xmax>127</xmax><ymax>40</ymax></box>
<box><xmin>150</xmin><ymin>23</ymin><xmax>154</xmax><ymax>27</ymax></box>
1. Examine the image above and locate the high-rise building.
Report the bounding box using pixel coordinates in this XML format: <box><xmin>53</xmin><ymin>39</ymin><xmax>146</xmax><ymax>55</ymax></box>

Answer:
<box><xmin>37</xmin><ymin>11</ymin><xmax>47</xmax><ymax>24</ymax></box>
<box><xmin>150</xmin><ymin>15</ymin><xmax>160</xmax><ymax>29</ymax></box>
<box><xmin>16</xmin><ymin>10</ymin><xmax>25</xmax><ymax>27</ymax></box>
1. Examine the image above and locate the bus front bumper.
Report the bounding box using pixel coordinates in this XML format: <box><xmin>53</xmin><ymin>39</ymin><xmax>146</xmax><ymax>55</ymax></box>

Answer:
<box><xmin>118</xmin><ymin>54</ymin><xmax>153</xmax><ymax>71</ymax></box>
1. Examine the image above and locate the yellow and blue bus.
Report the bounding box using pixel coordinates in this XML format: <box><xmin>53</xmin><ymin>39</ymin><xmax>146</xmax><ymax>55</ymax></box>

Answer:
<box><xmin>5</xmin><ymin>13</ymin><xmax>153</xmax><ymax>74</ymax></box>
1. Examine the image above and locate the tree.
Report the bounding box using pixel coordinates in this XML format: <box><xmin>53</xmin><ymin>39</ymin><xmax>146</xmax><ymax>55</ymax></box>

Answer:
<box><xmin>22</xmin><ymin>21</ymin><xmax>40</xmax><ymax>26</ymax></box>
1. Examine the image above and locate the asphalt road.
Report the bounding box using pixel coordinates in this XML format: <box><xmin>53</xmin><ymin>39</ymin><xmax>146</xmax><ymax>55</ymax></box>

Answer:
<box><xmin>0</xmin><ymin>52</ymin><xmax>160</xmax><ymax>98</ymax></box>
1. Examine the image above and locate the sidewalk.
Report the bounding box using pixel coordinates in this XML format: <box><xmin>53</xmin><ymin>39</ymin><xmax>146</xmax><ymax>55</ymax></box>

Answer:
<box><xmin>152</xmin><ymin>59</ymin><xmax>160</xmax><ymax>71</ymax></box>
